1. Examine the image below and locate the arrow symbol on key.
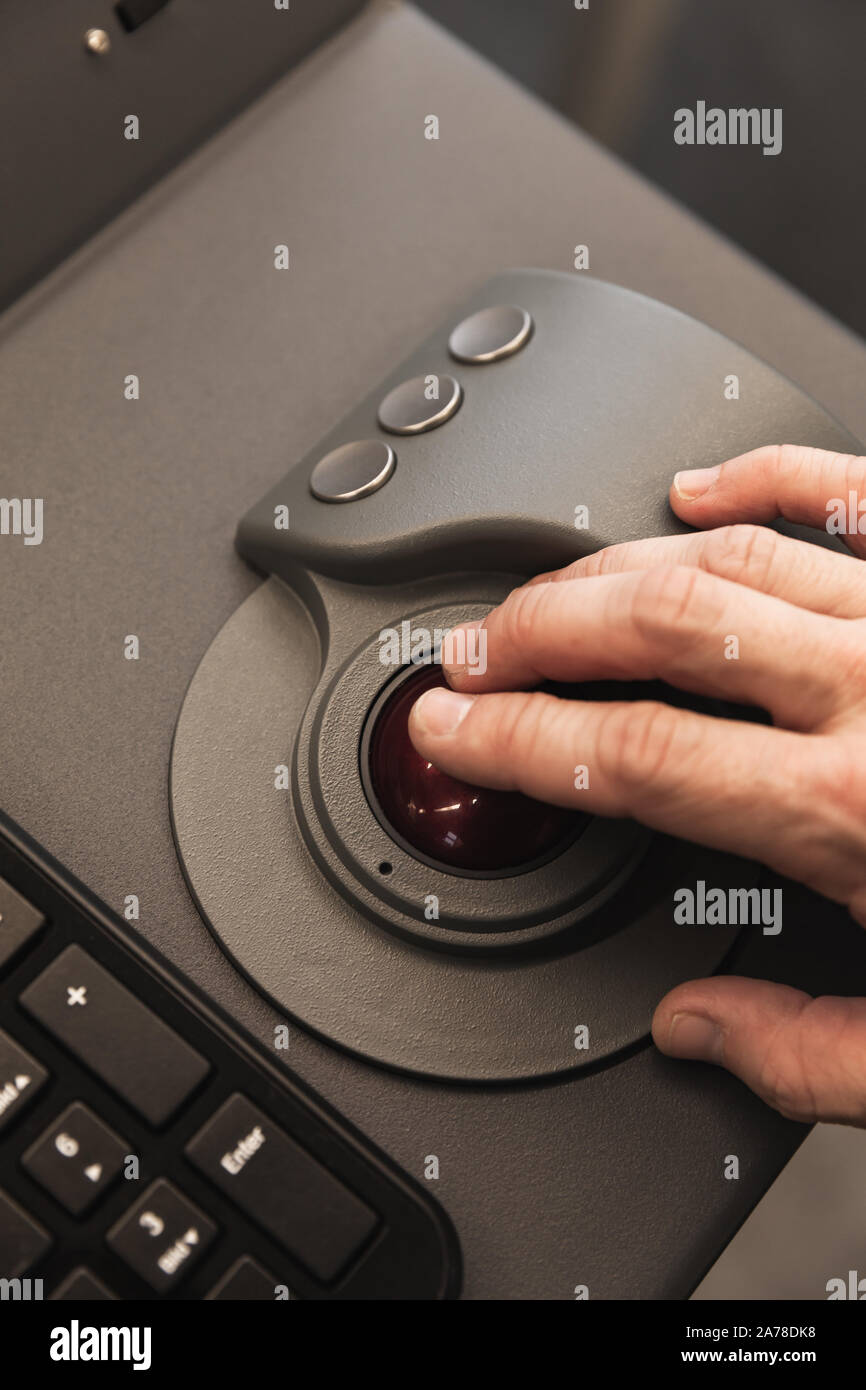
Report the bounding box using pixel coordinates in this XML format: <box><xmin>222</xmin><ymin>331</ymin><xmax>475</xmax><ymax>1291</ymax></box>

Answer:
<box><xmin>84</xmin><ymin>1164</ymin><xmax>102</xmax><ymax>1183</ymax></box>
<box><xmin>14</xmin><ymin>1075</ymin><xmax>30</xmax><ymax>1091</ymax></box>
<box><xmin>183</xmin><ymin>1229</ymin><xmax>199</xmax><ymax>1245</ymax></box>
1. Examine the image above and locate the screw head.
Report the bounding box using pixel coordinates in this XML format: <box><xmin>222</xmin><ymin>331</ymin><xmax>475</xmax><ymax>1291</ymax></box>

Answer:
<box><xmin>84</xmin><ymin>28</ymin><xmax>111</xmax><ymax>56</ymax></box>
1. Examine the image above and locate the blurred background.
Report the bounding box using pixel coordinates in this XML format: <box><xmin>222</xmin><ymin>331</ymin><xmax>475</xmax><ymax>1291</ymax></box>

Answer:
<box><xmin>419</xmin><ymin>0</ymin><xmax>866</xmax><ymax>339</ymax></box>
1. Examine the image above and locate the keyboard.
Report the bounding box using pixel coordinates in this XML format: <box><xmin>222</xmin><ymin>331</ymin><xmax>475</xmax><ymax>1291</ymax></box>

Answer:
<box><xmin>0</xmin><ymin>812</ymin><xmax>460</xmax><ymax>1299</ymax></box>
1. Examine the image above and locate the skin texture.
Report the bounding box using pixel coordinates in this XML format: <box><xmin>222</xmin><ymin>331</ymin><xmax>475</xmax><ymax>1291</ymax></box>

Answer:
<box><xmin>408</xmin><ymin>445</ymin><xmax>866</xmax><ymax>1127</ymax></box>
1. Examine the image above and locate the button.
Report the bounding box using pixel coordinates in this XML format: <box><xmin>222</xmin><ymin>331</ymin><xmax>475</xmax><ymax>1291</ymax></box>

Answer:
<box><xmin>205</xmin><ymin>1256</ymin><xmax>284</xmax><ymax>1301</ymax></box>
<box><xmin>185</xmin><ymin>1093</ymin><xmax>377</xmax><ymax>1283</ymax></box>
<box><xmin>107</xmin><ymin>1179</ymin><xmax>217</xmax><ymax>1292</ymax></box>
<box><xmin>310</xmin><ymin>440</ymin><xmax>395</xmax><ymax>503</ymax></box>
<box><xmin>0</xmin><ymin>1028</ymin><xmax>48</xmax><ymax>1134</ymax></box>
<box><xmin>51</xmin><ymin>1267</ymin><xmax>117</xmax><ymax>1300</ymax></box>
<box><xmin>0</xmin><ymin>1188</ymin><xmax>51</xmax><ymax>1276</ymax></box>
<box><xmin>377</xmin><ymin>374</ymin><xmax>462</xmax><ymax>435</ymax></box>
<box><xmin>0</xmin><ymin>875</ymin><xmax>46</xmax><ymax>974</ymax></box>
<box><xmin>22</xmin><ymin>1103</ymin><xmax>129</xmax><ymax>1216</ymax></box>
<box><xmin>448</xmin><ymin>305</ymin><xmax>533</xmax><ymax>363</ymax></box>
<box><xmin>19</xmin><ymin>946</ymin><xmax>209</xmax><ymax>1126</ymax></box>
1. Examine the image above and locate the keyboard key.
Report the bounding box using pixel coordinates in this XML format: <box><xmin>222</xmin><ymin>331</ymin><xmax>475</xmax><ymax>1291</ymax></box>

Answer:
<box><xmin>50</xmin><ymin>1267</ymin><xmax>117</xmax><ymax>1300</ymax></box>
<box><xmin>22</xmin><ymin>1102</ymin><xmax>130</xmax><ymax>1215</ymax></box>
<box><xmin>205</xmin><ymin>1255</ymin><xmax>285</xmax><ymax>1301</ymax></box>
<box><xmin>0</xmin><ymin>1028</ymin><xmax>49</xmax><ymax>1134</ymax></box>
<box><xmin>19</xmin><ymin>945</ymin><xmax>209</xmax><ymax>1125</ymax></box>
<box><xmin>0</xmin><ymin>1187</ymin><xmax>51</xmax><ymax>1277</ymax></box>
<box><xmin>0</xmin><ymin>875</ymin><xmax>45</xmax><ymax>974</ymax></box>
<box><xmin>185</xmin><ymin>1093</ymin><xmax>378</xmax><ymax>1282</ymax></box>
<box><xmin>107</xmin><ymin>1178</ymin><xmax>217</xmax><ymax>1291</ymax></box>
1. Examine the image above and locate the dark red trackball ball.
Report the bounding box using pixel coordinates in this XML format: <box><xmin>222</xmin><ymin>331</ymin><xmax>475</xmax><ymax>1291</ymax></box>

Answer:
<box><xmin>366</xmin><ymin>665</ymin><xmax>580</xmax><ymax>874</ymax></box>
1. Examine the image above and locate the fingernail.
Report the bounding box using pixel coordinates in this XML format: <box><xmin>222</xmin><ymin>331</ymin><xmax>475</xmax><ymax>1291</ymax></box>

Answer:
<box><xmin>412</xmin><ymin>687</ymin><xmax>475</xmax><ymax>737</ymax></box>
<box><xmin>665</xmin><ymin>1012</ymin><xmax>725</xmax><ymax>1063</ymax></box>
<box><xmin>441</xmin><ymin>620</ymin><xmax>484</xmax><ymax>678</ymax></box>
<box><xmin>673</xmin><ymin>465</ymin><xmax>721</xmax><ymax>500</ymax></box>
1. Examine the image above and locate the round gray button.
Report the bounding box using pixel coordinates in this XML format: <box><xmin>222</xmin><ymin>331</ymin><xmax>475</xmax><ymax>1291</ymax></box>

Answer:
<box><xmin>377</xmin><ymin>374</ymin><xmax>462</xmax><ymax>435</ymax></box>
<box><xmin>448</xmin><ymin>305</ymin><xmax>533</xmax><ymax>363</ymax></box>
<box><xmin>309</xmin><ymin>440</ymin><xmax>395</xmax><ymax>503</ymax></box>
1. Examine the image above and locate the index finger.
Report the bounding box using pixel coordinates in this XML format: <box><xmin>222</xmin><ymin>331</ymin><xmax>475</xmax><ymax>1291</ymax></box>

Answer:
<box><xmin>670</xmin><ymin>444</ymin><xmax>866</xmax><ymax>557</ymax></box>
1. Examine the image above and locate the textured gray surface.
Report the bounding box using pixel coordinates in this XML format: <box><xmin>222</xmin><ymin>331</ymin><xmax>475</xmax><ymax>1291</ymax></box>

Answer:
<box><xmin>239</xmin><ymin>266</ymin><xmax>860</xmax><ymax>584</ymax></box>
<box><xmin>0</xmin><ymin>0</ymin><xmax>366</xmax><ymax>309</ymax></box>
<box><xmin>2</xmin><ymin>1</ymin><xmax>866</xmax><ymax>1298</ymax></box>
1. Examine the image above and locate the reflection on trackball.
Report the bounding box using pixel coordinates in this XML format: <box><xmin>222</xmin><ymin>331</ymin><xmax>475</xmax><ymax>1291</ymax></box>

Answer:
<box><xmin>367</xmin><ymin>665</ymin><xmax>582</xmax><ymax>874</ymax></box>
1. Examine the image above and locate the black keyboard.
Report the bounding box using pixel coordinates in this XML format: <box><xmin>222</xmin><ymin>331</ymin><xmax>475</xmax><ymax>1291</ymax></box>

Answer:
<box><xmin>0</xmin><ymin>812</ymin><xmax>460</xmax><ymax>1299</ymax></box>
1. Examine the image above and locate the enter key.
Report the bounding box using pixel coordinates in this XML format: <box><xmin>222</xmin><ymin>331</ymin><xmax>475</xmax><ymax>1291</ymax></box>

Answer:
<box><xmin>185</xmin><ymin>1093</ymin><xmax>378</xmax><ymax>1283</ymax></box>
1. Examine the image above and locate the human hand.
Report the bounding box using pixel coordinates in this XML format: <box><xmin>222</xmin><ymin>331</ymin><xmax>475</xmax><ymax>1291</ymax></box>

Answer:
<box><xmin>408</xmin><ymin>444</ymin><xmax>866</xmax><ymax>1126</ymax></box>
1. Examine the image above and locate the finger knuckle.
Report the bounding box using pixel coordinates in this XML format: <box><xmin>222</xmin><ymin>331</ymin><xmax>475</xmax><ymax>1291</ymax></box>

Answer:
<box><xmin>595</xmin><ymin>699</ymin><xmax>684</xmax><ymax>796</ymax></box>
<box><xmin>575</xmin><ymin>544</ymin><xmax>626</xmax><ymax>578</ymax></box>
<box><xmin>772</xmin><ymin>443</ymin><xmax>866</xmax><ymax>501</ymax></box>
<box><xmin>498</xmin><ymin>583</ymin><xmax>546</xmax><ymax>657</ymax></box>
<box><xmin>755</xmin><ymin>996</ymin><xmax>837</xmax><ymax>1123</ymax></box>
<box><xmin>771</xmin><ymin>442</ymin><xmax>799</xmax><ymax>474</ymax></box>
<box><xmin>485</xmin><ymin>691</ymin><xmax>552</xmax><ymax>773</ymax></box>
<box><xmin>756</xmin><ymin>1047</ymin><xmax>816</xmax><ymax>1122</ymax></box>
<box><xmin>703</xmin><ymin>523</ymin><xmax>779</xmax><ymax>590</ymax></box>
<box><xmin>839</xmin><ymin>450</ymin><xmax>866</xmax><ymax>502</ymax></box>
<box><xmin>800</xmin><ymin>740</ymin><xmax>866</xmax><ymax>863</ymax></box>
<box><xmin>770</xmin><ymin>442</ymin><xmax>814</xmax><ymax>487</ymax></box>
<box><xmin>629</xmin><ymin>565</ymin><xmax>715</xmax><ymax>645</ymax></box>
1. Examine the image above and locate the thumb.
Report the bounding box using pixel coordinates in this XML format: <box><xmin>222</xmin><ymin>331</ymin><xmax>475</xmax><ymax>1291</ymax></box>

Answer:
<box><xmin>652</xmin><ymin>977</ymin><xmax>866</xmax><ymax>1127</ymax></box>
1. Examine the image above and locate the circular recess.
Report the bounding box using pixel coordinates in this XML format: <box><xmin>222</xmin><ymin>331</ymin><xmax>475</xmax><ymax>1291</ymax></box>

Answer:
<box><xmin>170</xmin><ymin>579</ymin><xmax>754</xmax><ymax>1082</ymax></box>
<box><xmin>364</xmin><ymin>663</ymin><xmax>583</xmax><ymax>875</ymax></box>
<box><xmin>294</xmin><ymin>604</ymin><xmax>647</xmax><ymax>954</ymax></box>
<box><xmin>309</xmin><ymin>440</ymin><xmax>395</xmax><ymax>502</ymax></box>
<box><xmin>448</xmin><ymin>305</ymin><xmax>533</xmax><ymax>363</ymax></box>
<box><xmin>377</xmin><ymin>374</ymin><xmax>462</xmax><ymax>435</ymax></box>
